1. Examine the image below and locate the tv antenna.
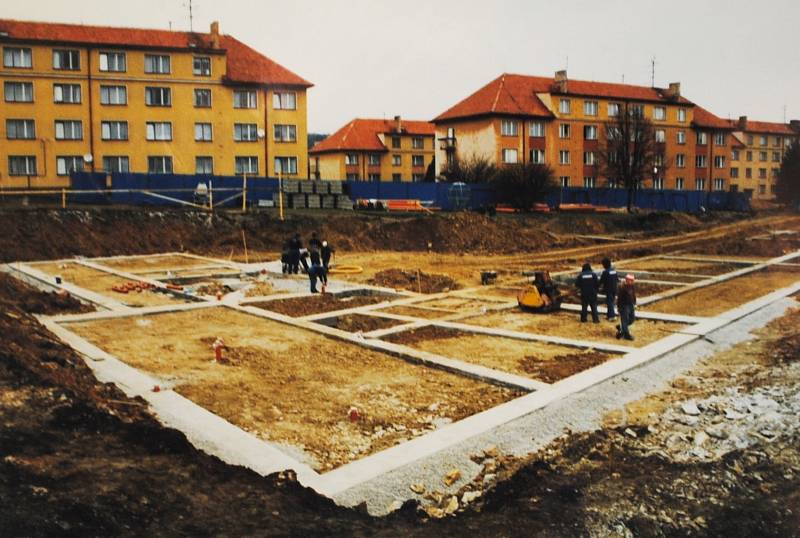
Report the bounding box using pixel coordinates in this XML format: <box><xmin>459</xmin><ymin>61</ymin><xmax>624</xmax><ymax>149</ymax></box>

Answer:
<box><xmin>650</xmin><ymin>56</ymin><xmax>656</xmax><ymax>87</ymax></box>
<box><xmin>183</xmin><ymin>0</ymin><xmax>194</xmax><ymax>32</ymax></box>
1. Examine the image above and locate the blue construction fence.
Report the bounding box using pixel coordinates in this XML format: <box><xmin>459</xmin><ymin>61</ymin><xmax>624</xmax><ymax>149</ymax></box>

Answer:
<box><xmin>70</xmin><ymin>172</ymin><xmax>750</xmax><ymax>212</ymax></box>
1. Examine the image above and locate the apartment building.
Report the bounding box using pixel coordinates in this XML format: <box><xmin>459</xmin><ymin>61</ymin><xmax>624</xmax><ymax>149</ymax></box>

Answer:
<box><xmin>0</xmin><ymin>19</ymin><xmax>312</xmax><ymax>188</ymax></box>
<box><xmin>434</xmin><ymin>71</ymin><xmax>740</xmax><ymax>192</ymax></box>
<box><xmin>727</xmin><ymin>116</ymin><xmax>800</xmax><ymax>199</ymax></box>
<box><xmin>309</xmin><ymin>117</ymin><xmax>435</xmax><ymax>181</ymax></box>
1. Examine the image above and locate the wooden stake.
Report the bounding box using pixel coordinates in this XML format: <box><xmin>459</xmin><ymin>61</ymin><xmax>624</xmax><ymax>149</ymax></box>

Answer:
<box><xmin>417</xmin><ymin>268</ymin><xmax>422</xmax><ymax>294</ymax></box>
<box><xmin>241</xmin><ymin>229</ymin><xmax>249</xmax><ymax>264</ymax></box>
<box><xmin>61</xmin><ymin>188</ymin><xmax>66</xmax><ymax>209</ymax></box>
<box><xmin>241</xmin><ymin>173</ymin><xmax>247</xmax><ymax>212</ymax></box>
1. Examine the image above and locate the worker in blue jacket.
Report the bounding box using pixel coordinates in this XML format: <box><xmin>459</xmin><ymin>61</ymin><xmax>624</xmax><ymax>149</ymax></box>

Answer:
<box><xmin>599</xmin><ymin>257</ymin><xmax>619</xmax><ymax>320</ymax></box>
<box><xmin>575</xmin><ymin>262</ymin><xmax>600</xmax><ymax>323</ymax></box>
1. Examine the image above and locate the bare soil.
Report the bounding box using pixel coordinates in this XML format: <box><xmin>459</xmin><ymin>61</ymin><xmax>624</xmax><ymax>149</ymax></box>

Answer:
<box><xmin>646</xmin><ymin>268</ymin><xmax>800</xmax><ymax>316</ymax></box>
<box><xmin>98</xmin><ymin>253</ymin><xmax>224</xmax><ymax>273</ymax></box>
<box><xmin>320</xmin><ymin>314</ymin><xmax>403</xmax><ymax>333</ymax></box>
<box><xmin>632</xmin><ymin>281</ymin><xmax>683</xmax><ymax>297</ymax></box>
<box><xmin>618</xmin><ymin>257</ymin><xmax>749</xmax><ymax>275</ymax></box>
<box><xmin>0</xmin><ymin>273</ymin><xmax>93</xmax><ymax>315</ymax></box>
<box><xmin>369</xmin><ymin>268</ymin><xmax>459</xmax><ymax>294</ymax></box>
<box><xmin>67</xmin><ymin>308</ymin><xmax>520</xmax><ymax>471</ymax></box>
<box><xmin>460</xmin><ymin>309</ymin><xmax>684</xmax><ymax>347</ymax></box>
<box><xmin>379</xmin><ymin>305</ymin><xmax>457</xmax><ymax>319</ymax></box>
<box><xmin>251</xmin><ymin>293</ymin><xmax>389</xmax><ymax>317</ymax></box>
<box><xmin>385</xmin><ymin>326</ymin><xmax>617</xmax><ymax>382</ymax></box>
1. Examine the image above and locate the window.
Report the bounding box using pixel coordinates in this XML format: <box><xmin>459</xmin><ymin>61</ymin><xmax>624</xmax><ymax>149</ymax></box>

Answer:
<box><xmin>732</xmin><ymin>149</ymin><xmax>740</xmax><ymax>161</ymax></box>
<box><xmin>559</xmin><ymin>176</ymin><xmax>570</xmax><ymax>188</ymax></box>
<box><xmin>714</xmin><ymin>132</ymin><xmax>725</xmax><ymax>145</ymax></box>
<box><xmin>101</xmin><ymin>121</ymin><xmax>128</xmax><ymax>141</ymax></box>
<box><xmin>53</xmin><ymin>83</ymin><xmax>81</xmax><ymax>104</ymax></box>
<box><xmin>745</xmin><ymin>168</ymin><xmax>752</xmax><ymax>179</ymax></box>
<box><xmin>584</xmin><ymin>125</ymin><xmax>598</xmax><ymax>140</ymax></box>
<box><xmin>392</xmin><ymin>155</ymin><xmax>401</xmax><ymax>166</ymax></box>
<box><xmin>746</xmin><ymin>151</ymin><xmax>753</xmax><ymax>162</ymax></box>
<box><xmin>583</xmin><ymin>100</ymin><xmax>598</xmax><ymax>116</ymax></box>
<box><xmin>273</xmin><ymin>156</ymin><xmax>296</xmax><ymax>175</ymax></box>
<box><xmin>676</xmin><ymin>154</ymin><xmax>685</xmax><ymax>168</ymax></box>
<box><xmin>695</xmin><ymin>178</ymin><xmax>706</xmax><ymax>191</ymax></box>
<box><xmin>148</xmin><ymin>156</ymin><xmax>173</xmax><ymax>174</ymax></box>
<box><xmin>530</xmin><ymin>149</ymin><xmax>545</xmax><ymax>164</ymax></box>
<box><xmin>196</xmin><ymin>157</ymin><xmax>213</xmax><ymax>175</ymax></box>
<box><xmin>368</xmin><ymin>154</ymin><xmax>381</xmax><ymax>166</ymax></box>
<box><xmin>630</xmin><ymin>104</ymin><xmax>644</xmax><ymax>118</ymax></box>
<box><xmin>392</xmin><ymin>173</ymin><xmax>402</xmax><ymax>182</ymax></box>
<box><xmin>345</xmin><ymin>154</ymin><xmax>359</xmax><ymax>165</ymax></box>
<box><xmin>759</xmin><ymin>136</ymin><xmax>767</xmax><ymax>146</ymax></box>
<box><xmin>368</xmin><ymin>173</ymin><xmax>380</xmax><ymax>180</ymax></box>
<box><xmin>102</xmin><ymin>156</ymin><xmax>129</xmax><ymax>173</ymax></box>
<box><xmin>194</xmin><ymin>89</ymin><xmax>211</xmax><ymax>107</ymax></box>
<box><xmin>412</xmin><ymin>173</ymin><xmax>424</xmax><ymax>182</ymax></box>
<box><xmin>747</xmin><ymin>135</ymin><xmax>754</xmax><ymax>145</ymax></box>
<box><xmin>772</xmin><ymin>168</ymin><xmax>779</xmax><ymax>178</ymax></box>
<box><xmin>274</xmin><ymin>124</ymin><xmax>297</xmax><ymax>142</ymax></box>
<box><xmin>193</xmin><ymin>57</ymin><xmax>211</xmax><ymax>76</ymax></box>
<box><xmin>346</xmin><ymin>173</ymin><xmax>359</xmax><ymax>181</ymax></box>
<box><xmin>8</xmin><ymin>156</ymin><xmax>37</xmax><ymax>176</ymax></box>
<box><xmin>56</xmin><ymin>156</ymin><xmax>83</xmax><ymax>176</ymax></box>
<box><xmin>758</xmin><ymin>168</ymin><xmax>767</xmax><ymax>179</ymax></box>
<box><xmin>713</xmin><ymin>178</ymin><xmax>725</xmax><ymax>191</ymax></box>
<box><xmin>412</xmin><ymin>137</ymin><xmax>424</xmax><ymax>149</ymax></box>
<box><xmin>529</xmin><ymin>122</ymin><xmax>545</xmax><ymax>137</ymax></box>
<box><xmin>234</xmin><ymin>90</ymin><xmax>257</xmax><ymax>109</ymax></box>
<box><xmin>608</xmin><ymin>103</ymin><xmax>620</xmax><ymax>117</ymax></box>
<box><xmin>675</xmin><ymin>177</ymin><xmax>684</xmax><ymax>190</ymax></box>
<box><xmin>194</xmin><ymin>122</ymin><xmax>212</xmax><ymax>142</ymax></box>
<box><xmin>559</xmin><ymin>99</ymin><xmax>571</xmax><ymax>114</ymax></box>
<box><xmin>145</xmin><ymin>87</ymin><xmax>171</xmax><ymax>107</ymax></box>
<box><xmin>3</xmin><ymin>47</ymin><xmax>32</xmax><ymax>68</ymax></box>
<box><xmin>54</xmin><ymin>120</ymin><xmax>83</xmax><ymax>140</ymax></box>
<box><xmin>774</xmin><ymin>137</ymin><xmax>781</xmax><ymax>147</ymax></box>
<box><xmin>558</xmin><ymin>124</ymin><xmax>571</xmax><ymax>138</ymax></box>
<box><xmin>695</xmin><ymin>155</ymin><xmax>707</xmax><ymax>168</ymax></box>
<box><xmin>100</xmin><ymin>85</ymin><xmax>127</xmax><ymax>105</ymax></box>
<box><xmin>677</xmin><ymin>130</ymin><xmax>686</xmax><ymax>145</ymax></box>
<box><xmin>99</xmin><ymin>52</ymin><xmax>126</xmax><ymax>72</ymax></box>
<box><xmin>234</xmin><ymin>123</ymin><xmax>258</xmax><ymax>141</ymax></box>
<box><xmin>759</xmin><ymin>151</ymin><xmax>767</xmax><ymax>162</ymax></box>
<box><xmin>583</xmin><ymin>177</ymin><xmax>596</xmax><ymax>188</ymax></box>
<box><xmin>758</xmin><ymin>184</ymin><xmax>766</xmax><ymax>195</ymax></box>
<box><xmin>501</xmin><ymin>149</ymin><xmax>518</xmax><ymax>163</ymax></box>
<box><xmin>772</xmin><ymin>152</ymin><xmax>781</xmax><ymax>162</ymax></box>
<box><xmin>500</xmin><ymin>119</ymin><xmax>518</xmax><ymax>136</ymax></box>
<box><xmin>412</xmin><ymin>155</ymin><xmax>425</xmax><ymax>167</ymax></box>
<box><xmin>655</xmin><ymin>153</ymin><xmax>664</xmax><ymax>167</ymax></box>
<box><xmin>714</xmin><ymin>155</ymin><xmax>725</xmax><ymax>168</ymax></box>
<box><xmin>144</xmin><ymin>54</ymin><xmax>170</xmax><ymax>74</ymax></box>
<box><xmin>51</xmin><ymin>49</ymin><xmax>79</xmax><ymax>70</ymax></box>
<box><xmin>146</xmin><ymin>122</ymin><xmax>172</xmax><ymax>141</ymax></box>
<box><xmin>583</xmin><ymin>151</ymin><xmax>595</xmax><ymax>165</ymax></box>
<box><xmin>653</xmin><ymin>178</ymin><xmax>664</xmax><ymax>190</ymax></box>
<box><xmin>655</xmin><ymin>129</ymin><xmax>666</xmax><ymax>143</ymax></box>
<box><xmin>559</xmin><ymin>150</ymin><xmax>570</xmax><ymax>165</ymax></box>
<box><xmin>731</xmin><ymin>168</ymin><xmax>739</xmax><ymax>179</ymax></box>
<box><xmin>4</xmin><ymin>81</ymin><xmax>33</xmax><ymax>102</ymax></box>
<box><xmin>677</xmin><ymin>109</ymin><xmax>687</xmax><ymax>122</ymax></box>
<box><xmin>697</xmin><ymin>132</ymin><xmax>708</xmax><ymax>145</ymax></box>
<box><xmin>6</xmin><ymin>119</ymin><xmax>35</xmax><ymax>139</ymax></box>
<box><xmin>392</xmin><ymin>137</ymin><xmax>401</xmax><ymax>149</ymax></box>
<box><xmin>272</xmin><ymin>92</ymin><xmax>296</xmax><ymax>110</ymax></box>
<box><xmin>653</xmin><ymin>106</ymin><xmax>666</xmax><ymax>120</ymax></box>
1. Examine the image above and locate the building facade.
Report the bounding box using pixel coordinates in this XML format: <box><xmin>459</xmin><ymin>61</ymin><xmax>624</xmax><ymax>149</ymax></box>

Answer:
<box><xmin>309</xmin><ymin>117</ymin><xmax>435</xmax><ymax>181</ymax></box>
<box><xmin>0</xmin><ymin>19</ymin><xmax>312</xmax><ymax>188</ymax></box>
<box><xmin>727</xmin><ymin>117</ymin><xmax>800</xmax><ymax>199</ymax></box>
<box><xmin>434</xmin><ymin>72</ymin><xmax>748</xmax><ymax>193</ymax></box>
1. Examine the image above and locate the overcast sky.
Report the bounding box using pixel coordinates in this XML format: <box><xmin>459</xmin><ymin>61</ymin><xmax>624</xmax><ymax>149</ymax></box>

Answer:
<box><xmin>4</xmin><ymin>0</ymin><xmax>799</xmax><ymax>133</ymax></box>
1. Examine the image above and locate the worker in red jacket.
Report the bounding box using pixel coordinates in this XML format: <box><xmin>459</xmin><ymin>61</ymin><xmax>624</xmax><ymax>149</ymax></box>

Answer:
<box><xmin>616</xmin><ymin>273</ymin><xmax>637</xmax><ymax>341</ymax></box>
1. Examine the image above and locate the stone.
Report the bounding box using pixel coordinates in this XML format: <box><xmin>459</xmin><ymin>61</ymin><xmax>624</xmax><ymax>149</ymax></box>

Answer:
<box><xmin>443</xmin><ymin>496</ymin><xmax>459</xmax><ymax>515</ymax></box>
<box><xmin>693</xmin><ymin>431</ymin><xmax>709</xmax><ymax>446</ymax></box>
<box><xmin>443</xmin><ymin>469</ymin><xmax>461</xmax><ymax>486</ymax></box>
<box><xmin>681</xmin><ymin>401</ymin><xmax>701</xmax><ymax>416</ymax></box>
<box><xmin>461</xmin><ymin>491</ymin><xmax>482</xmax><ymax>505</ymax></box>
<box><xmin>410</xmin><ymin>483</ymin><xmax>426</xmax><ymax>494</ymax></box>
<box><xmin>484</xmin><ymin>446</ymin><xmax>499</xmax><ymax>458</ymax></box>
<box><xmin>387</xmin><ymin>500</ymin><xmax>403</xmax><ymax>513</ymax></box>
<box><xmin>483</xmin><ymin>473</ymin><xmax>497</xmax><ymax>485</ymax></box>
<box><xmin>706</xmin><ymin>426</ymin><xmax>729</xmax><ymax>440</ymax></box>
<box><xmin>425</xmin><ymin>507</ymin><xmax>445</xmax><ymax>519</ymax></box>
<box><xmin>624</xmin><ymin>428</ymin><xmax>638</xmax><ymax>438</ymax></box>
<box><xmin>724</xmin><ymin>409</ymin><xmax>746</xmax><ymax>420</ymax></box>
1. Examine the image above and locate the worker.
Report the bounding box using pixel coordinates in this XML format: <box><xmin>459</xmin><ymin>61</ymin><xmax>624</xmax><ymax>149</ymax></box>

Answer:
<box><xmin>616</xmin><ymin>274</ymin><xmax>637</xmax><ymax>340</ymax></box>
<box><xmin>309</xmin><ymin>232</ymin><xmax>322</xmax><ymax>251</ymax></box>
<box><xmin>599</xmin><ymin>257</ymin><xmax>619</xmax><ymax>320</ymax></box>
<box><xmin>321</xmin><ymin>240</ymin><xmax>334</xmax><ymax>271</ymax></box>
<box><xmin>308</xmin><ymin>247</ymin><xmax>328</xmax><ymax>293</ymax></box>
<box><xmin>575</xmin><ymin>262</ymin><xmax>600</xmax><ymax>323</ymax></box>
<box><xmin>280</xmin><ymin>238</ymin><xmax>291</xmax><ymax>274</ymax></box>
<box><xmin>288</xmin><ymin>233</ymin><xmax>302</xmax><ymax>274</ymax></box>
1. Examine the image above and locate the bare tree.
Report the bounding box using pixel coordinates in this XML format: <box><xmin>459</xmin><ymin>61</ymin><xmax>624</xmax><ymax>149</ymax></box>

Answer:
<box><xmin>440</xmin><ymin>153</ymin><xmax>497</xmax><ymax>183</ymax></box>
<box><xmin>598</xmin><ymin>103</ymin><xmax>661</xmax><ymax>212</ymax></box>
<box><xmin>776</xmin><ymin>140</ymin><xmax>800</xmax><ymax>208</ymax></box>
<box><xmin>491</xmin><ymin>163</ymin><xmax>557</xmax><ymax>210</ymax></box>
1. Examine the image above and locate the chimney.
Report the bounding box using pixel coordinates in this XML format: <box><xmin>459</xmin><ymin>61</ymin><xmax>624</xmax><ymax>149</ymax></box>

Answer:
<box><xmin>394</xmin><ymin>115</ymin><xmax>402</xmax><ymax>133</ymax></box>
<box><xmin>738</xmin><ymin>115</ymin><xmax>748</xmax><ymax>130</ymax></box>
<box><xmin>553</xmin><ymin>70</ymin><xmax>568</xmax><ymax>93</ymax></box>
<box><xmin>210</xmin><ymin>21</ymin><xmax>220</xmax><ymax>49</ymax></box>
<box><xmin>790</xmin><ymin>119</ymin><xmax>800</xmax><ymax>133</ymax></box>
<box><xmin>666</xmin><ymin>82</ymin><xmax>681</xmax><ymax>99</ymax></box>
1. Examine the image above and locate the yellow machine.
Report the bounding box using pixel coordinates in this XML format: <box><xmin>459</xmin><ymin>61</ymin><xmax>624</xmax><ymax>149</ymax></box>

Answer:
<box><xmin>517</xmin><ymin>271</ymin><xmax>563</xmax><ymax>313</ymax></box>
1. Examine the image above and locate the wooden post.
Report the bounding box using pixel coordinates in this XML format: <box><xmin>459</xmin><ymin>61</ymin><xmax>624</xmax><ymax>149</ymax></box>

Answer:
<box><xmin>278</xmin><ymin>171</ymin><xmax>284</xmax><ymax>221</ymax></box>
<box><xmin>241</xmin><ymin>229</ymin><xmax>249</xmax><ymax>264</ymax></box>
<box><xmin>209</xmin><ymin>178</ymin><xmax>214</xmax><ymax>211</ymax></box>
<box><xmin>61</xmin><ymin>188</ymin><xmax>66</xmax><ymax>209</ymax></box>
<box><xmin>241</xmin><ymin>173</ymin><xmax>247</xmax><ymax>212</ymax></box>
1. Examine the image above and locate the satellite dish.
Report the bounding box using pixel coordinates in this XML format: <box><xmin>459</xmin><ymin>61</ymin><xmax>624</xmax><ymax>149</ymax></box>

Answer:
<box><xmin>83</xmin><ymin>153</ymin><xmax>94</xmax><ymax>163</ymax></box>
<box><xmin>257</xmin><ymin>128</ymin><xmax>266</xmax><ymax>139</ymax></box>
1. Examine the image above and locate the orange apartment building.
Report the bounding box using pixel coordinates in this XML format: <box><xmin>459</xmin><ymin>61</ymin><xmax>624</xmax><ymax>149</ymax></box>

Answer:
<box><xmin>433</xmin><ymin>71</ymin><xmax>744</xmax><ymax>192</ymax></box>
<box><xmin>0</xmin><ymin>19</ymin><xmax>312</xmax><ymax>188</ymax></box>
<box><xmin>309</xmin><ymin>117</ymin><xmax>435</xmax><ymax>181</ymax></box>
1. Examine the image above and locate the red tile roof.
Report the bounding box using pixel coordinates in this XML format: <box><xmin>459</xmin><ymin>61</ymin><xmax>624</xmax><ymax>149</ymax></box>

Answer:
<box><xmin>727</xmin><ymin>118</ymin><xmax>795</xmax><ymax>135</ymax></box>
<box><xmin>692</xmin><ymin>106</ymin><xmax>733</xmax><ymax>130</ymax></box>
<box><xmin>310</xmin><ymin>118</ymin><xmax>435</xmax><ymax>154</ymax></box>
<box><xmin>435</xmin><ymin>73</ymin><xmax>694</xmax><ymax>122</ymax></box>
<box><xmin>729</xmin><ymin>134</ymin><xmax>746</xmax><ymax>148</ymax></box>
<box><xmin>0</xmin><ymin>18</ymin><xmax>311</xmax><ymax>87</ymax></box>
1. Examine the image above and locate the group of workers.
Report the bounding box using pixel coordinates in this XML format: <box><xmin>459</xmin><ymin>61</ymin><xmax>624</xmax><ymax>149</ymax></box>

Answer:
<box><xmin>575</xmin><ymin>257</ymin><xmax>637</xmax><ymax>340</ymax></box>
<box><xmin>281</xmin><ymin>232</ymin><xmax>335</xmax><ymax>293</ymax></box>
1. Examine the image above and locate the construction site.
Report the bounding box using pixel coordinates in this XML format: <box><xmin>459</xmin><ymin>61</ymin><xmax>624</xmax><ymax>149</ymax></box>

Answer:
<box><xmin>2</xmin><ymin>207</ymin><xmax>800</xmax><ymax>537</ymax></box>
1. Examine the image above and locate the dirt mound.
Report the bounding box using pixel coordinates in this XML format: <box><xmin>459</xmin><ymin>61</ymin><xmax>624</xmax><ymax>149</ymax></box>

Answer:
<box><xmin>0</xmin><ymin>274</ymin><xmax>93</xmax><ymax>315</ymax></box>
<box><xmin>327</xmin><ymin>314</ymin><xmax>401</xmax><ymax>333</ymax></box>
<box><xmin>251</xmin><ymin>293</ymin><xmax>387</xmax><ymax>317</ymax></box>
<box><xmin>369</xmin><ymin>269</ymin><xmax>459</xmax><ymax>293</ymax></box>
<box><xmin>385</xmin><ymin>326</ymin><xmax>463</xmax><ymax>345</ymax></box>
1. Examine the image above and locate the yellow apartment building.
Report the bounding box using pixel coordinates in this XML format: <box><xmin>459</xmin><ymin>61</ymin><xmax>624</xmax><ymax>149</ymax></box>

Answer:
<box><xmin>309</xmin><ymin>117</ymin><xmax>435</xmax><ymax>181</ymax></box>
<box><xmin>0</xmin><ymin>19</ymin><xmax>312</xmax><ymax>188</ymax></box>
